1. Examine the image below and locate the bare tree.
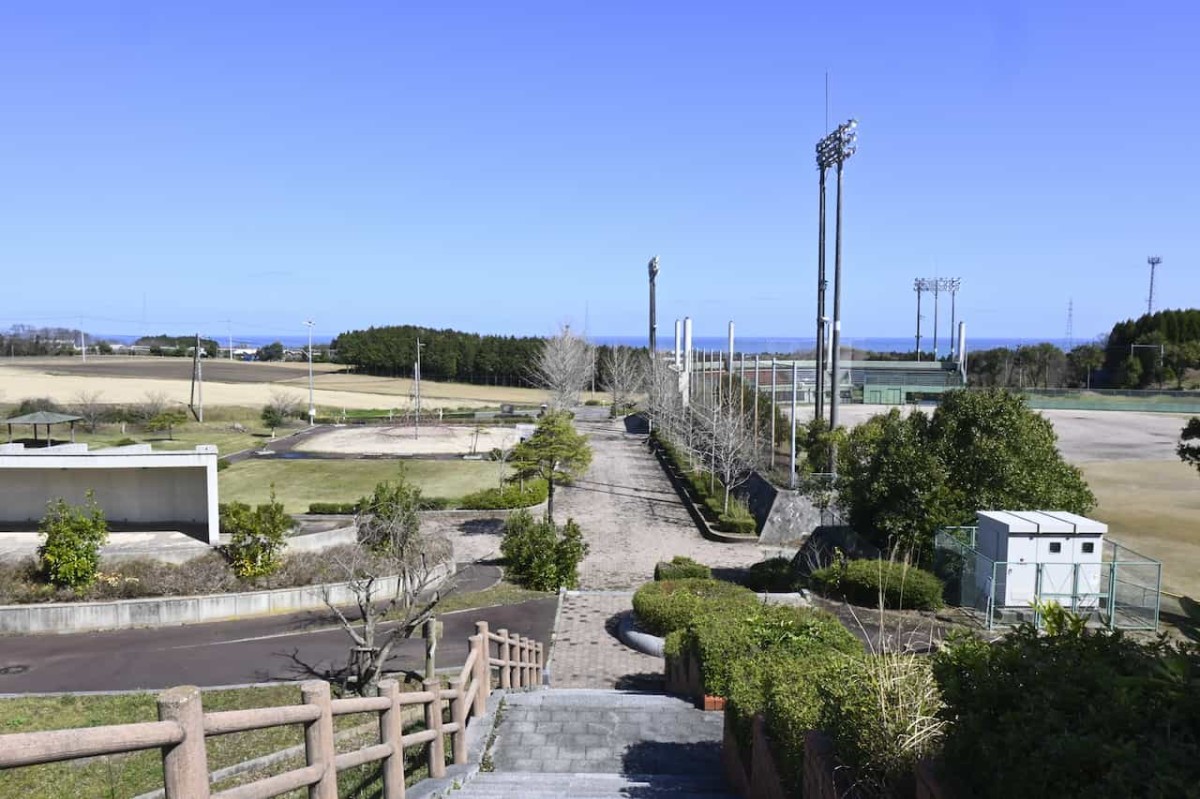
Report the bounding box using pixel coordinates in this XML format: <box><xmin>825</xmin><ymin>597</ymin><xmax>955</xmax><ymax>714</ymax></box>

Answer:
<box><xmin>138</xmin><ymin>390</ymin><xmax>170</xmax><ymax>422</ymax></box>
<box><xmin>601</xmin><ymin>346</ymin><xmax>643</xmax><ymax>415</ymax></box>
<box><xmin>267</xmin><ymin>390</ymin><xmax>302</xmax><ymax>420</ymax></box>
<box><xmin>697</xmin><ymin>400</ymin><xmax>754</xmax><ymax>513</ymax></box>
<box><xmin>532</xmin><ymin>325</ymin><xmax>593</xmax><ymax>411</ymax></box>
<box><xmin>322</xmin><ymin>480</ymin><xmax>453</xmax><ymax>695</ymax></box>
<box><xmin>71</xmin><ymin>390</ymin><xmax>106</xmax><ymax>433</ymax></box>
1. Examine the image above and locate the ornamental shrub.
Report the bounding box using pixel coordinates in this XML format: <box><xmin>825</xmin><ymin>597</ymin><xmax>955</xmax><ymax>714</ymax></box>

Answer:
<box><xmin>631</xmin><ymin>578</ymin><xmax>758</xmax><ymax>637</ymax></box>
<box><xmin>654</xmin><ymin>556</ymin><xmax>712</xmax><ymax>581</ymax></box>
<box><xmin>500</xmin><ymin>509</ymin><xmax>588</xmax><ymax>591</ymax></box>
<box><xmin>745</xmin><ymin>557</ymin><xmax>798</xmax><ymax>592</ymax></box>
<box><xmin>674</xmin><ymin>603</ymin><xmax>860</xmax><ymax>699</ymax></box>
<box><xmin>809</xmin><ymin>557</ymin><xmax>944</xmax><ymax>610</ymax></box>
<box><xmin>37</xmin><ymin>492</ymin><xmax>109</xmax><ymax>589</ymax></box>
<box><xmin>933</xmin><ymin>625</ymin><xmax>1200</xmax><ymax>799</ymax></box>
<box><xmin>717</xmin><ymin>499</ymin><xmax>757</xmax><ymax>535</ymax></box>
<box><xmin>460</xmin><ymin>479</ymin><xmax>548</xmax><ymax>510</ymax></box>
<box><xmin>221</xmin><ymin>488</ymin><xmax>292</xmax><ymax>579</ymax></box>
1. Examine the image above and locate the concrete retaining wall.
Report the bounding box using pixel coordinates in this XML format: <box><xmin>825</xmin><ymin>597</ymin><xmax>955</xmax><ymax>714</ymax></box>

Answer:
<box><xmin>0</xmin><ymin>560</ymin><xmax>455</xmax><ymax>635</ymax></box>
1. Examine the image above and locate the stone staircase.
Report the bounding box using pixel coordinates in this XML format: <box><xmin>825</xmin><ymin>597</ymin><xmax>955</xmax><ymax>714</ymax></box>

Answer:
<box><xmin>455</xmin><ymin>689</ymin><xmax>736</xmax><ymax>798</ymax></box>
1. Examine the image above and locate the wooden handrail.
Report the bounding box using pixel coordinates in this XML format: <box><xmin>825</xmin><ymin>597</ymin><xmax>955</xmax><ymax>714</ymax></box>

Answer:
<box><xmin>0</xmin><ymin>619</ymin><xmax>546</xmax><ymax>799</ymax></box>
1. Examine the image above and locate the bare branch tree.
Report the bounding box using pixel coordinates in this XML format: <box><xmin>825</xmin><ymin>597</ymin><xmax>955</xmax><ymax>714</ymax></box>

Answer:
<box><xmin>267</xmin><ymin>390</ymin><xmax>303</xmax><ymax>420</ymax></box>
<box><xmin>71</xmin><ymin>390</ymin><xmax>106</xmax><ymax>433</ymax></box>
<box><xmin>138</xmin><ymin>390</ymin><xmax>170</xmax><ymax>422</ymax></box>
<box><xmin>695</xmin><ymin>397</ymin><xmax>754</xmax><ymax>513</ymax></box>
<box><xmin>601</xmin><ymin>346</ymin><xmax>643</xmax><ymax>415</ymax></box>
<box><xmin>532</xmin><ymin>325</ymin><xmax>593</xmax><ymax>411</ymax></box>
<box><xmin>322</xmin><ymin>480</ymin><xmax>453</xmax><ymax>695</ymax></box>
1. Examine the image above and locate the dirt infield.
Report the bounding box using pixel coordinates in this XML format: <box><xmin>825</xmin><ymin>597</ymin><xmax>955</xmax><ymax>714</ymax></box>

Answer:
<box><xmin>294</xmin><ymin>424</ymin><xmax>519</xmax><ymax>456</ymax></box>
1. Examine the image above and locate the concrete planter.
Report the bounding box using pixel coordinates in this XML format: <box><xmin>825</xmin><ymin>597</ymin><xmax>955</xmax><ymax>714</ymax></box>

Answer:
<box><xmin>0</xmin><ymin>561</ymin><xmax>455</xmax><ymax>635</ymax></box>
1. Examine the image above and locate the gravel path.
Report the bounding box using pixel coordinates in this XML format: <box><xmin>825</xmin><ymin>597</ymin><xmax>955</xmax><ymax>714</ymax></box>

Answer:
<box><xmin>558</xmin><ymin>416</ymin><xmax>765</xmax><ymax>590</ymax></box>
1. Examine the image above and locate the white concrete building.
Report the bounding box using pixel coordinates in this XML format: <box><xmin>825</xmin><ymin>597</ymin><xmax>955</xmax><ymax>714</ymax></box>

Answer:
<box><xmin>975</xmin><ymin>510</ymin><xmax>1106</xmax><ymax>608</ymax></box>
<box><xmin>0</xmin><ymin>443</ymin><xmax>220</xmax><ymax>544</ymax></box>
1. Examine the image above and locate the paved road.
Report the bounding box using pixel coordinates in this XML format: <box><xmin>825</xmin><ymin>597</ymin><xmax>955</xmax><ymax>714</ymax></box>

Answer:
<box><xmin>0</xmin><ymin>565</ymin><xmax>557</xmax><ymax>693</ymax></box>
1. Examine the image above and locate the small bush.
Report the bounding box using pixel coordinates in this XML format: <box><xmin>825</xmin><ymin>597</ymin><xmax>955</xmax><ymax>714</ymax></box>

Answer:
<box><xmin>631</xmin><ymin>578</ymin><xmax>757</xmax><ymax>637</ymax></box>
<box><xmin>500</xmin><ymin>509</ymin><xmax>588</xmax><ymax>591</ymax></box>
<box><xmin>307</xmin><ymin>501</ymin><xmax>362</xmax><ymax>515</ymax></box>
<box><xmin>654</xmin><ymin>556</ymin><xmax>712</xmax><ymax>581</ymax></box>
<box><xmin>217</xmin><ymin>457</ymin><xmax>231</xmax><ymax>472</ymax></box>
<box><xmin>809</xmin><ymin>557</ymin><xmax>944</xmax><ymax>610</ymax></box>
<box><xmin>459</xmin><ymin>479</ymin><xmax>548</xmax><ymax>510</ymax></box>
<box><xmin>10</xmin><ymin>397</ymin><xmax>63</xmax><ymax>418</ymax></box>
<box><xmin>745</xmin><ymin>557</ymin><xmax>798</xmax><ymax>592</ymax></box>
<box><xmin>221</xmin><ymin>489</ymin><xmax>292</xmax><ymax>579</ymax></box>
<box><xmin>37</xmin><ymin>492</ymin><xmax>109</xmax><ymax>589</ymax></box>
<box><xmin>717</xmin><ymin>498</ymin><xmax>757</xmax><ymax>534</ymax></box>
<box><xmin>583</xmin><ymin>399</ymin><xmax>604</xmax><ymax>406</ymax></box>
<box><xmin>113</xmin><ymin>437</ymin><xmax>138</xmax><ymax>447</ymax></box>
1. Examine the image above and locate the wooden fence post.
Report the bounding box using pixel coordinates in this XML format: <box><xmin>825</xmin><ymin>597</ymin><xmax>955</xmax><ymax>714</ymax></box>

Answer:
<box><xmin>535</xmin><ymin>641</ymin><xmax>544</xmax><ymax>686</ymax></box>
<box><xmin>424</xmin><ymin>678</ymin><xmax>446</xmax><ymax>778</ymax></box>
<box><xmin>470</xmin><ymin>633</ymin><xmax>488</xmax><ymax>716</ymax></box>
<box><xmin>158</xmin><ymin>685</ymin><xmax>211</xmax><ymax>799</ymax></box>
<box><xmin>448</xmin><ymin>676</ymin><xmax>467</xmax><ymax>765</ymax></box>
<box><xmin>515</xmin><ymin>636</ymin><xmax>527</xmax><ymax>688</ymax></box>
<box><xmin>379</xmin><ymin>679</ymin><xmax>406</xmax><ymax>799</ymax></box>
<box><xmin>474</xmin><ymin>622</ymin><xmax>491</xmax><ymax>711</ymax></box>
<box><xmin>523</xmin><ymin>637</ymin><xmax>534</xmax><ymax>688</ymax></box>
<box><xmin>497</xmin><ymin>628</ymin><xmax>511</xmax><ymax>689</ymax></box>
<box><xmin>302</xmin><ymin>680</ymin><xmax>338</xmax><ymax>799</ymax></box>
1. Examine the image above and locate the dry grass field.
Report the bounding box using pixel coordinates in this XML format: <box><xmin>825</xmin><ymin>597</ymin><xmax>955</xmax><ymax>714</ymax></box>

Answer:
<box><xmin>0</xmin><ymin>356</ymin><xmax>550</xmax><ymax>410</ymax></box>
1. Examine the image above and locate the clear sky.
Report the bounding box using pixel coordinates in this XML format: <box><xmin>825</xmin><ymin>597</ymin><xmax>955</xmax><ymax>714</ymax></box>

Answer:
<box><xmin>1</xmin><ymin>1</ymin><xmax>1196</xmax><ymax>343</ymax></box>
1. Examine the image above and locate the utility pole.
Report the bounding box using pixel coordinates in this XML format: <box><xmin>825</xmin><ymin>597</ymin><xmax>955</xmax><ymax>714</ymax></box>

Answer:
<box><xmin>769</xmin><ymin>359</ymin><xmax>777</xmax><ymax>469</ymax></box>
<box><xmin>752</xmin><ymin>354</ymin><xmax>760</xmax><ymax>458</ymax></box>
<box><xmin>304</xmin><ymin>320</ymin><xmax>315</xmax><ymax>426</ymax></box>
<box><xmin>815</xmin><ymin>156</ymin><xmax>828</xmax><ymax>422</ymax></box>
<box><xmin>414</xmin><ymin>338</ymin><xmax>424</xmax><ymax>439</ymax></box>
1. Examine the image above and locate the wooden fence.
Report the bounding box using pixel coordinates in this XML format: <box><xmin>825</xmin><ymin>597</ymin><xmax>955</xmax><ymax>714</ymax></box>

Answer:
<box><xmin>0</xmin><ymin>621</ymin><xmax>543</xmax><ymax>799</ymax></box>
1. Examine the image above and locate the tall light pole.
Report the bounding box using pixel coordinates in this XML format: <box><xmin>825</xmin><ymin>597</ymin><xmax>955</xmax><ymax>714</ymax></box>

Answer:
<box><xmin>816</xmin><ymin>119</ymin><xmax>857</xmax><ymax>474</ymax></box>
<box><xmin>648</xmin><ymin>256</ymin><xmax>659</xmax><ymax>355</ymax></box>
<box><xmin>304</xmin><ymin>320</ymin><xmax>315</xmax><ymax>426</ymax></box>
<box><xmin>1146</xmin><ymin>256</ymin><xmax>1162</xmax><ymax>315</ymax></box>
<box><xmin>815</xmin><ymin>151</ymin><xmax>829</xmax><ymax>422</ymax></box>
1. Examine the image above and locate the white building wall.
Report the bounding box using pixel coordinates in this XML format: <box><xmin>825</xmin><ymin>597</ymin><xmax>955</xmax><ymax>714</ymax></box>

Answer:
<box><xmin>0</xmin><ymin>446</ymin><xmax>219</xmax><ymax>544</ymax></box>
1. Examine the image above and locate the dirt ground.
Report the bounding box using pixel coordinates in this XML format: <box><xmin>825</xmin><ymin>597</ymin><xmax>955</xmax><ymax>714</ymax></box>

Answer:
<box><xmin>0</xmin><ymin>357</ymin><xmax>549</xmax><ymax>411</ymax></box>
<box><xmin>294</xmin><ymin>424</ymin><xmax>519</xmax><ymax>456</ymax></box>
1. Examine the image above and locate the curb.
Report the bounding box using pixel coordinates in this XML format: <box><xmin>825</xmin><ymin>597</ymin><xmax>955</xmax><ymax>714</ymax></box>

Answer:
<box><xmin>617</xmin><ymin>612</ymin><xmax>665</xmax><ymax>658</ymax></box>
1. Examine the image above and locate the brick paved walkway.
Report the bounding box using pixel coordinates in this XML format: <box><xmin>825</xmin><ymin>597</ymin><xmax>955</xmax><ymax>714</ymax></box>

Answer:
<box><xmin>548</xmin><ymin>593</ymin><xmax>663</xmax><ymax>690</ymax></box>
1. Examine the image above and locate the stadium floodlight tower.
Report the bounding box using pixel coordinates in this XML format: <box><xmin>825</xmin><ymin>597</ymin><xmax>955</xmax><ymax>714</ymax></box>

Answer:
<box><xmin>1146</xmin><ymin>256</ymin><xmax>1162</xmax><ymax>315</ymax></box>
<box><xmin>815</xmin><ymin>118</ymin><xmax>857</xmax><ymax>474</ymax></box>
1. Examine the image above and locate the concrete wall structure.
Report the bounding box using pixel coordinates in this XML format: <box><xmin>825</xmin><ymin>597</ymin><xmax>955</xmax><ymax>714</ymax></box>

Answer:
<box><xmin>0</xmin><ymin>444</ymin><xmax>219</xmax><ymax>544</ymax></box>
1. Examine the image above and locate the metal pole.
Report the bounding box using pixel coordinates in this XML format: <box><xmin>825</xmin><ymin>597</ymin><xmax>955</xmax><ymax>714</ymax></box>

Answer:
<box><xmin>950</xmin><ymin>288</ymin><xmax>957</xmax><ymax>358</ymax></box>
<box><xmin>816</xmin><ymin>166</ymin><xmax>827</xmax><ymax>422</ymax></box>
<box><xmin>305</xmin><ymin>320</ymin><xmax>315</xmax><ymax>425</ymax></box>
<box><xmin>739</xmin><ymin>352</ymin><xmax>745</xmax><ymax>419</ymax></box>
<box><xmin>829</xmin><ymin>157</ymin><xmax>845</xmax><ymax>472</ymax></box>
<box><xmin>770</xmin><ymin>359</ymin><xmax>777</xmax><ymax>469</ymax></box>
<box><xmin>648</xmin><ymin>257</ymin><xmax>659</xmax><ymax>354</ymax></box>
<box><xmin>753</xmin><ymin>354</ymin><xmax>760</xmax><ymax>457</ymax></box>
<box><xmin>789</xmin><ymin>361</ymin><xmax>798</xmax><ymax>489</ymax></box>
<box><xmin>415</xmin><ymin>338</ymin><xmax>422</xmax><ymax>439</ymax></box>
<box><xmin>932</xmin><ymin>283</ymin><xmax>940</xmax><ymax>359</ymax></box>
<box><xmin>915</xmin><ymin>285</ymin><xmax>922</xmax><ymax>360</ymax></box>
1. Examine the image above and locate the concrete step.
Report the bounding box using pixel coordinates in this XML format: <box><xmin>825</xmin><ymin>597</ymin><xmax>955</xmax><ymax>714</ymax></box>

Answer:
<box><xmin>456</xmin><ymin>772</ymin><xmax>738</xmax><ymax>798</ymax></box>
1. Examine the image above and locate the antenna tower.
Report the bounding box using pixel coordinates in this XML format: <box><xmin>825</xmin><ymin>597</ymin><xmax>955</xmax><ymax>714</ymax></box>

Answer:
<box><xmin>1146</xmin><ymin>256</ymin><xmax>1162</xmax><ymax>315</ymax></box>
<box><xmin>1066</xmin><ymin>299</ymin><xmax>1074</xmax><ymax>349</ymax></box>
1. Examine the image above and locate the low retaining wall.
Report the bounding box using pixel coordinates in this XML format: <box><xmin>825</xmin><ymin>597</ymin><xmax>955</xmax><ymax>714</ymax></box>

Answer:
<box><xmin>0</xmin><ymin>561</ymin><xmax>456</xmax><ymax>635</ymax></box>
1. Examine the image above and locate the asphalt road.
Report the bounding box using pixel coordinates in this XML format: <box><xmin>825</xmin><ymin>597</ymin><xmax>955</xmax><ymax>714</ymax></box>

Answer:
<box><xmin>0</xmin><ymin>568</ymin><xmax>558</xmax><ymax>694</ymax></box>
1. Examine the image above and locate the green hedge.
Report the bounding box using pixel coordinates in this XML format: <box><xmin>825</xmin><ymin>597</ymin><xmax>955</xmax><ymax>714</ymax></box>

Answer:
<box><xmin>933</xmin><ymin>625</ymin><xmax>1200</xmax><ymax>798</ymax></box>
<box><xmin>459</xmin><ymin>480</ymin><xmax>548</xmax><ymax>510</ymax></box>
<box><xmin>653</xmin><ymin>556</ymin><xmax>712</xmax><ymax>581</ymax></box>
<box><xmin>745</xmin><ymin>557</ymin><xmax>798</xmax><ymax>592</ymax></box>
<box><xmin>668</xmin><ymin>603</ymin><xmax>860</xmax><ymax>699</ymax></box>
<box><xmin>631</xmin><ymin>578</ymin><xmax>757</xmax><ymax>637</ymax></box>
<box><xmin>809</xmin><ymin>558</ymin><xmax>944</xmax><ymax>610</ymax></box>
<box><xmin>307</xmin><ymin>496</ymin><xmax>452</xmax><ymax>515</ymax></box>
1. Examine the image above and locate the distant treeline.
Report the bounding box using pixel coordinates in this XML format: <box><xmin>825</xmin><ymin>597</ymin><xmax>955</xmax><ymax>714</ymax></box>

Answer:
<box><xmin>332</xmin><ymin>325</ymin><xmax>546</xmax><ymax>384</ymax></box>
<box><xmin>1</xmin><ymin>325</ymin><xmax>87</xmax><ymax>356</ymax></box>
<box><xmin>136</xmin><ymin>334</ymin><xmax>219</xmax><ymax>358</ymax></box>
<box><xmin>966</xmin><ymin>308</ymin><xmax>1200</xmax><ymax>390</ymax></box>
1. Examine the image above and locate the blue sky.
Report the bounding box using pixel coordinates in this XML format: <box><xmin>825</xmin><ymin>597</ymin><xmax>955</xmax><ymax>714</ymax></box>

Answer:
<box><xmin>0</xmin><ymin>1</ymin><xmax>1196</xmax><ymax>344</ymax></box>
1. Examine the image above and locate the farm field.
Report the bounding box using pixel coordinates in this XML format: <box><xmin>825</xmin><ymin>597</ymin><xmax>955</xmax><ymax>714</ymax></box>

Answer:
<box><xmin>218</xmin><ymin>457</ymin><xmax>506</xmax><ymax>513</ymax></box>
<box><xmin>0</xmin><ymin>356</ymin><xmax>553</xmax><ymax>410</ymax></box>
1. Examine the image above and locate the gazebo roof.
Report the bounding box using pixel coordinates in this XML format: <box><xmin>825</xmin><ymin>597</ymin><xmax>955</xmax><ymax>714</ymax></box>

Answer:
<box><xmin>5</xmin><ymin>411</ymin><xmax>83</xmax><ymax>425</ymax></box>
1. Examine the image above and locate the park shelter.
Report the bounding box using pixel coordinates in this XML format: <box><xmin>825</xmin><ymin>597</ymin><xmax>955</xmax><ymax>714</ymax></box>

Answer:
<box><xmin>5</xmin><ymin>411</ymin><xmax>83</xmax><ymax>445</ymax></box>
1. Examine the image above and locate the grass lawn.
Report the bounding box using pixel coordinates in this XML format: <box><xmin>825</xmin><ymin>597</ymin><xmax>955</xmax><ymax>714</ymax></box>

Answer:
<box><xmin>435</xmin><ymin>580</ymin><xmax>552</xmax><ymax>615</ymax></box>
<box><xmin>32</xmin><ymin>406</ymin><xmax>278</xmax><ymax>457</ymax></box>
<box><xmin>1079</xmin><ymin>458</ymin><xmax>1200</xmax><ymax>599</ymax></box>
<box><xmin>0</xmin><ymin>683</ymin><xmax>433</xmax><ymax>798</ymax></box>
<box><xmin>219</xmin><ymin>458</ymin><xmax>505</xmax><ymax>513</ymax></box>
